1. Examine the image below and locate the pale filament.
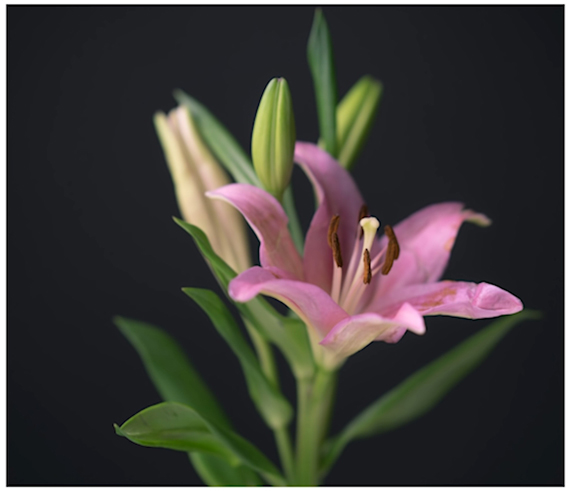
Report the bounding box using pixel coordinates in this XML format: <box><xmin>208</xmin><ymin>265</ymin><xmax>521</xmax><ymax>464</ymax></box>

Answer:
<box><xmin>341</xmin><ymin>222</ymin><xmax>367</xmax><ymax>295</ymax></box>
<box><xmin>339</xmin><ymin>217</ymin><xmax>380</xmax><ymax>314</ymax></box>
<box><xmin>330</xmin><ymin>256</ymin><xmax>343</xmax><ymax>304</ymax></box>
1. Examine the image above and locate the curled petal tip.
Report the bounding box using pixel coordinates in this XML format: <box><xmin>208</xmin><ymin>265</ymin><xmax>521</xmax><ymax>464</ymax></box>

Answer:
<box><xmin>464</xmin><ymin>209</ymin><xmax>492</xmax><ymax>227</ymax></box>
<box><xmin>474</xmin><ymin>283</ymin><xmax>524</xmax><ymax>315</ymax></box>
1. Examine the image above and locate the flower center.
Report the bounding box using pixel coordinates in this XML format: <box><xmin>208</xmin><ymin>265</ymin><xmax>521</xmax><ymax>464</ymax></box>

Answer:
<box><xmin>327</xmin><ymin>210</ymin><xmax>400</xmax><ymax>314</ymax></box>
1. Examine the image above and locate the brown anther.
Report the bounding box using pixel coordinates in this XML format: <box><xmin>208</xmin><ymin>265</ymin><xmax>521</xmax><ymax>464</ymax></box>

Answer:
<box><xmin>327</xmin><ymin>215</ymin><xmax>340</xmax><ymax>248</ymax></box>
<box><xmin>358</xmin><ymin>204</ymin><xmax>369</xmax><ymax>239</ymax></box>
<box><xmin>331</xmin><ymin>233</ymin><xmax>343</xmax><ymax>268</ymax></box>
<box><xmin>363</xmin><ymin>248</ymin><xmax>372</xmax><ymax>285</ymax></box>
<box><xmin>358</xmin><ymin>204</ymin><xmax>369</xmax><ymax>222</ymax></box>
<box><xmin>382</xmin><ymin>225</ymin><xmax>400</xmax><ymax>275</ymax></box>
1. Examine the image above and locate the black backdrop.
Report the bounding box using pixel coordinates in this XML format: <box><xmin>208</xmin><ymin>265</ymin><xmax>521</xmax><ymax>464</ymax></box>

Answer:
<box><xmin>8</xmin><ymin>6</ymin><xmax>563</xmax><ymax>485</ymax></box>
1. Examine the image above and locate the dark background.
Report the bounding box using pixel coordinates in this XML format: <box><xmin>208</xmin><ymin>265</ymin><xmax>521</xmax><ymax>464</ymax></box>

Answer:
<box><xmin>8</xmin><ymin>5</ymin><xmax>563</xmax><ymax>486</ymax></box>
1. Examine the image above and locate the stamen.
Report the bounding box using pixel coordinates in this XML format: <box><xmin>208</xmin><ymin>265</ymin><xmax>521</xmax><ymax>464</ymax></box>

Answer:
<box><xmin>386</xmin><ymin>225</ymin><xmax>400</xmax><ymax>259</ymax></box>
<box><xmin>363</xmin><ymin>248</ymin><xmax>372</xmax><ymax>285</ymax></box>
<box><xmin>331</xmin><ymin>233</ymin><xmax>343</xmax><ymax>268</ymax></box>
<box><xmin>358</xmin><ymin>205</ymin><xmax>369</xmax><ymax>239</ymax></box>
<box><xmin>327</xmin><ymin>215</ymin><xmax>340</xmax><ymax>248</ymax></box>
<box><xmin>381</xmin><ymin>225</ymin><xmax>400</xmax><ymax>275</ymax></box>
<box><xmin>328</xmin><ymin>215</ymin><xmax>343</xmax><ymax>302</ymax></box>
<box><xmin>339</xmin><ymin>216</ymin><xmax>380</xmax><ymax>313</ymax></box>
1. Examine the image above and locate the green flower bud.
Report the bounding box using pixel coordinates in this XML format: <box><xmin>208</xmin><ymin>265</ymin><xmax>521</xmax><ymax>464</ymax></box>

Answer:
<box><xmin>336</xmin><ymin>75</ymin><xmax>383</xmax><ymax>169</ymax></box>
<box><xmin>251</xmin><ymin>78</ymin><xmax>296</xmax><ymax>201</ymax></box>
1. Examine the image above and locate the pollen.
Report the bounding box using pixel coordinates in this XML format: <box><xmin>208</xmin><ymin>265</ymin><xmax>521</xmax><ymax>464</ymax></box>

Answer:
<box><xmin>382</xmin><ymin>225</ymin><xmax>400</xmax><ymax>275</ymax></box>
<box><xmin>332</xmin><ymin>233</ymin><xmax>343</xmax><ymax>268</ymax></box>
<box><xmin>327</xmin><ymin>214</ymin><xmax>340</xmax><ymax>248</ymax></box>
<box><xmin>363</xmin><ymin>248</ymin><xmax>372</xmax><ymax>284</ymax></box>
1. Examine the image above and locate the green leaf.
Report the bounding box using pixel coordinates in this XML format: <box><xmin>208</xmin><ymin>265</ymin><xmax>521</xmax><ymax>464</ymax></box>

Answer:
<box><xmin>114</xmin><ymin>403</ymin><xmax>237</xmax><ymax>462</ymax></box>
<box><xmin>321</xmin><ymin>310</ymin><xmax>541</xmax><ymax>475</ymax></box>
<box><xmin>173</xmin><ymin>89</ymin><xmax>261</xmax><ymax>187</ymax></box>
<box><xmin>188</xmin><ymin>453</ymin><xmax>262</xmax><ymax>486</ymax></box>
<box><xmin>173</xmin><ymin>217</ymin><xmax>235</xmax><ymax>286</ymax></box>
<box><xmin>336</xmin><ymin>75</ymin><xmax>383</xmax><ymax>169</ymax></box>
<box><xmin>114</xmin><ymin>317</ymin><xmax>261</xmax><ymax>485</ymax></box>
<box><xmin>307</xmin><ymin>8</ymin><xmax>338</xmax><ymax>157</ymax></box>
<box><xmin>173</xmin><ymin>218</ymin><xmax>314</xmax><ymax>379</ymax></box>
<box><xmin>279</xmin><ymin>316</ymin><xmax>315</xmax><ymax>380</ymax></box>
<box><xmin>113</xmin><ymin>316</ymin><xmax>230</xmax><ymax>430</ymax></box>
<box><xmin>183</xmin><ymin>287</ymin><xmax>293</xmax><ymax>429</ymax></box>
<box><xmin>116</xmin><ymin>402</ymin><xmax>285</xmax><ymax>485</ymax></box>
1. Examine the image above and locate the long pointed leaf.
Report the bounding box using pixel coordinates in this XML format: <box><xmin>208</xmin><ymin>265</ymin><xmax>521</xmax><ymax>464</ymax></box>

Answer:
<box><xmin>321</xmin><ymin>310</ymin><xmax>541</xmax><ymax>475</ymax></box>
<box><xmin>114</xmin><ymin>404</ymin><xmax>236</xmax><ymax>462</ymax></box>
<box><xmin>183</xmin><ymin>287</ymin><xmax>293</xmax><ymax>430</ymax></box>
<box><xmin>173</xmin><ymin>217</ymin><xmax>236</xmax><ymax>288</ymax></box>
<box><xmin>173</xmin><ymin>218</ymin><xmax>315</xmax><ymax>378</ymax></box>
<box><xmin>114</xmin><ymin>317</ymin><xmax>261</xmax><ymax>485</ymax></box>
<box><xmin>173</xmin><ymin>89</ymin><xmax>261</xmax><ymax>187</ymax></box>
<box><xmin>307</xmin><ymin>8</ymin><xmax>338</xmax><ymax>157</ymax></box>
<box><xmin>116</xmin><ymin>402</ymin><xmax>285</xmax><ymax>485</ymax></box>
<box><xmin>114</xmin><ymin>316</ymin><xmax>230</xmax><ymax>430</ymax></box>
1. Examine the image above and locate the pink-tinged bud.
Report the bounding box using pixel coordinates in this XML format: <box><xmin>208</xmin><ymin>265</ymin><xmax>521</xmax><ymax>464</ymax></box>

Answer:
<box><xmin>154</xmin><ymin>106</ymin><xmax>250</xmax><ymax>273</ymax></box>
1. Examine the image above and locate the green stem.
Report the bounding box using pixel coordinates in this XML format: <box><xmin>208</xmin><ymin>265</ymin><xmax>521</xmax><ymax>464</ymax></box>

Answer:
<box><xmin>275</xmin><ymin>426</ymin><xmax>295</xmax><ymax>484</ymax></box>
<box><xmin>244</xmin><ymin>319</ymin><xmax>279</xmax><ymax>388</ymax></box>
<box><xmin>244</xmin><ymin>320</ymin><xmax>295</xmax><ymax>484</ymax></box>
<box><xmin>295</xmin><ymin>376</ymin><xmax>314</xmax><ymax>485</ymax></box>
<box><xmin>283</xmin><ymin>186</ymin><xmax>304</xmax><ymax>255</ymax></box>
<box><xmin>295</xmin><ymin>369</ymin><xmax>336</xmax><ymax>485</ymax></box>
<box><xmin>317</xmin><ymin>370</ymin><xmax>338</xmax><ymax>444</ymax></box>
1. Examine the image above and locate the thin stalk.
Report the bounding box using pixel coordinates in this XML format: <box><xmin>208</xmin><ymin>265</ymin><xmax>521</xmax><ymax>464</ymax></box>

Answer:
<box><xmin>245</xmin><ymin>321</ymin><xmax>294</xmax><ymax>484</ymax></box>
<box><xmin>295</xmin><ymin>376</ymin><xmax>315</xmax><ymax>485</ymax></box>
<box><xmin>283</xmin><ymin>185</ymin><xmax>304</xmax><ymax>255</ymax></box>
<box><xmin>295</xmin><ymin>369</ymin><xmax>336</xmax><ymax>485</ymax></box>
<box><xmin>317</xmin><ymin>370</ymin><xmax>337</xmax><ymax>444</ymax></box>
<box><xmin>275</xmin><ymin>425</ymin><xmax>296</xmax><ymax>484</ymax></box>
<box><xmin>244</xmin><ymin>319</ymin><xmax>279</xmax><ymax>388</ymax></box>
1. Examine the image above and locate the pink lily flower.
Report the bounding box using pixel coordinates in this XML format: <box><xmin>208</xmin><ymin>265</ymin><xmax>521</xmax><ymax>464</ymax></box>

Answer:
<box><xmin>208</xmin><ymin>142</ymin><xmax>523</xmax><ymax>368</ymax></box>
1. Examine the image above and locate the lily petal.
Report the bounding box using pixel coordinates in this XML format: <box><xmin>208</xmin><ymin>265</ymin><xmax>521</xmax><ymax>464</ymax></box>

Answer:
<box><xmin>294</xmin><ymin>142</ymin><xmax>365</xmax><ymax>292</ymax></box>
<box><xmin>207</xmin><ymin>184</ymin><xmax>304</xmax><ymax>279</ymax></box>
<box><xmin>320</xmin><ymin>303</ymin><xmax>426</xmax><ymax>361</ymax></box>
<box><xmin>373</xmin><ymin>280</ymin><xmax>523</xmax><ymax>319</ymax></box>
<box><xmin>375</xmin><ymin>203</ymin><xmax>491</xmax><ymax>294</ymax></box>
<box><xmin>229</xmin><ymin>266</ymin><xmax>348</xmax><ymax>337</ymax></box>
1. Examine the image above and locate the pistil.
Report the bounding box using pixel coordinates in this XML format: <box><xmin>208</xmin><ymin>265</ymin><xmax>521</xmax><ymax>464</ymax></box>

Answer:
<box><xmin>340</xmin><ymin>216</ymin><xmax>380</xmax><ymax>313</ymax></box>
<box><xmin>358</xmin><ymin>204</ymin><xmax>369</xmax><ymax>239</ymax></box>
